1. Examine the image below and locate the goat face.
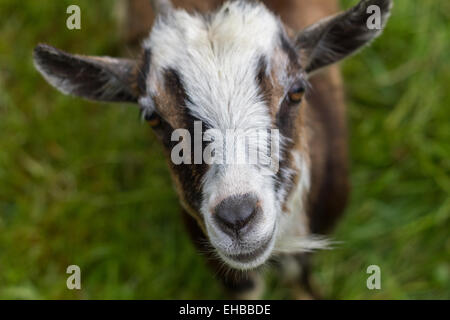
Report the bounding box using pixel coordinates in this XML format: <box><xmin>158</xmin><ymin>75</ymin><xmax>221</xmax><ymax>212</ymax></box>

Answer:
<box><xmin>33</xmin><ymin>0</ymin><xmax>392</xmax><ymax>270</ymax></box>
<box><xmin>142</xmin><ymin>1</ymin><xmax>306</xmax><ymax>270</ymax></box>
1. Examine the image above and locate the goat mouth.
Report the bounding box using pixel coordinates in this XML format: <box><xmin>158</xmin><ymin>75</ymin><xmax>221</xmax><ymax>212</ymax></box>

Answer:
<box><xmin>222</xmin><ymin>235</ymin><xmax>273</xmax><ymax>264</ymax></box>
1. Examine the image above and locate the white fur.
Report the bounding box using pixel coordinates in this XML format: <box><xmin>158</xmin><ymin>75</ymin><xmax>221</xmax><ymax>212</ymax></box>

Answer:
<box><xmin>144</xmin><ymin>1</ymin><xmax>280</xmax><ymax>132</ymax></box>
<box><xmin>274</xmin><ymin>151</ymin><xmax>332</xmax><ymax>254</ymax></box>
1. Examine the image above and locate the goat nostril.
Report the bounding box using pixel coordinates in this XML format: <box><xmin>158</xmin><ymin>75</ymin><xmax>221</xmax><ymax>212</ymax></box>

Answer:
<box><xmin>213</xmin><ymin>193</ymin><xmax>259</xmax><ymax>235</ymax></box>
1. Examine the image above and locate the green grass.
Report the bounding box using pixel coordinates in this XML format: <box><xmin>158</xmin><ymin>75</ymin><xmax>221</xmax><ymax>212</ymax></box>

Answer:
<box><xmin>0</xmin><ymin>0</ymin><xmax>449</xmax><ymax>299</ymax></box>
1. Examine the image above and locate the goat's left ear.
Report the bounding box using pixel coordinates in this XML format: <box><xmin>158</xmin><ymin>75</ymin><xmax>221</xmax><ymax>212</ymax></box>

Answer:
<box><xmin>295</xmin><ymin>0</ymin><xmax>392</xmax><ymax>74</ymax></box>
<box><xmin>33</xmin><ymin>44</ymin><xmax>139</xmax><ymax>103</ymax></box>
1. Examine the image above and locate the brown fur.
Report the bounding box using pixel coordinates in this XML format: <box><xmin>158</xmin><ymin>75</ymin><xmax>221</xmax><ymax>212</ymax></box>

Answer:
<box><xmin>264</xmin><ymin>0</ymin><xmax>349</xmax><ymax>233</ymax></box>
<box><xmin>267</xmin><ymin>0</ymin><xmax>349</xmax><ymax>233</ymax></box>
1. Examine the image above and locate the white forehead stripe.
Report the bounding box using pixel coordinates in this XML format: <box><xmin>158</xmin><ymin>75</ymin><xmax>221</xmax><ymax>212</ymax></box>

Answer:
<box><xmin>144</xmin><ymin>1</ymin><xmax>281</xmax><ymax>131</ymax></box>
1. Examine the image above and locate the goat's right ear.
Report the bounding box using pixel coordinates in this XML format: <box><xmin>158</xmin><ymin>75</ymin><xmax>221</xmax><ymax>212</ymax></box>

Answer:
<box><xmin>33</xmin><ymin>44</ymin><xmax>139</xmax><ymax>103</ymax></box>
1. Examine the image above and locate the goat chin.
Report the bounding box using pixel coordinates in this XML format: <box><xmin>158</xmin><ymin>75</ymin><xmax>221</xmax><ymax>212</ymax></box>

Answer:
<box><xmin>273</xmin><ymin>235</ymin><xmax>337</xmax><ymax>254</ymax></box>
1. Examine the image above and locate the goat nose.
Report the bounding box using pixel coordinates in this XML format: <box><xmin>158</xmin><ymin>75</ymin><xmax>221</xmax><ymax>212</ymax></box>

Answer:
<box><xmin>213</xmin><ymin>193</ymin><xmax>259</xmax><ymax>236</ymax></box>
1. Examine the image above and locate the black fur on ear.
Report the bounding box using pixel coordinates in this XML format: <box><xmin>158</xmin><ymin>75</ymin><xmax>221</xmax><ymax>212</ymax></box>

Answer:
<box><xmin>296</xmin><ymin>0</ymin><xmax>393</xmax><ymax>73</ymax></box>
<box><xmin>33</xmin><ymin>43</ymin><xmax>139</xmax><ymax>103</ymax></box>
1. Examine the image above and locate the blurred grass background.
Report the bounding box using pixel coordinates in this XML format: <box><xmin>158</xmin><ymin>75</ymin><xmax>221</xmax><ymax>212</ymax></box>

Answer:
<box><xmin>0</xmin><ymin>0</ymin><xmax>448</xmax><ymax>299</ymax></box>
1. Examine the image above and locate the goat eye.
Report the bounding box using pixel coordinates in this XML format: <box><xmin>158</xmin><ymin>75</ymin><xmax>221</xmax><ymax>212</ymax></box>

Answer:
<box><xmin>139</xmin><ymin>97</ymin><xmax>160</xmax><ymax>127</ymax></box>
<box><xmin>287</xmin><ymin>84</ymin><xmax>305</xmax><ymax>104</ymax></box>
<box><xmin>145</xmin><ymin>112</ymin><xmax>161</xmax><ymax>127</ymax></box>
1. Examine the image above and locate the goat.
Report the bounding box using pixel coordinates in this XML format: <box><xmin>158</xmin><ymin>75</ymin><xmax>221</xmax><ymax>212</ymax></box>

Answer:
<box><xmin>33</xmin><ymin>0</ymin><xmax>392</xmax><ymax>299</ymax></box>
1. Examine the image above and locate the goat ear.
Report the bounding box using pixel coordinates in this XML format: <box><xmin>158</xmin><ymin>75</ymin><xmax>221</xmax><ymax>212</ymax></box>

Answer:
<box><xmin>295</xmin><ymin>0</ymin><xmax>392</xmax><ymax>74</ymax></box>
<box><xmin>33</xmin><ymin>44</ymin><xmax>139</xmax><ymax>103</ymax></box>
